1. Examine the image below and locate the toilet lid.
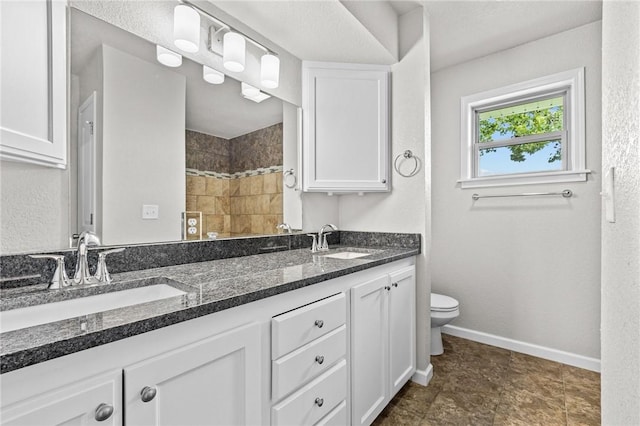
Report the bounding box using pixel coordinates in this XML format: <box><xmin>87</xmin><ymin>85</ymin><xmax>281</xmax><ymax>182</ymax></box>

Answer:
<box><xmin>431</xmin><ymin>293</ymin><xmax>459</xmax><ymax>312</ymax></box>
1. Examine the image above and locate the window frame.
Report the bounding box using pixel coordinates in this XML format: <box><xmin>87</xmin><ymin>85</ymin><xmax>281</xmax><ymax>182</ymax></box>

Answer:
<box><xmin>459</xmin><ymin>68</ymin><xmax>589</xmax><ymax>188</ymax></box>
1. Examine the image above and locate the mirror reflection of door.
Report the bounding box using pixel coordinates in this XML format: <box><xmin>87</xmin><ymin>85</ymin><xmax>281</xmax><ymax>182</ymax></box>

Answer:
<box><xmin>78</xmin><ymin>91</ymin><xmax>97</xmax><ymax>235</ymax></box>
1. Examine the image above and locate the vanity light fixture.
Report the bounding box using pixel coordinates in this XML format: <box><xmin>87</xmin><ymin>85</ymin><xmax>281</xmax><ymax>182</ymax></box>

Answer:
<box><xmin>173</xmin><ymin>4</ymin><xmax>200</xmax><ymax>53</ymax></box>
<box><xmin>260</xmin><ymin>53</ymin><xmax>280</xmax><ymax>89</ymax></box>
<box><xmin>223</xmin><ymin>32</ymin><xmax>246</xmax><ymax>72</ymax></box>
<box><xmin>203</xmin><ymin>65</ymin><xmax>225</xmax><ymax>84</ymax></box>
<box><xmin>156</xmin><ymin>45</ymin><xmax>182</xmax><ymax>67</ymax></box>
<box><xmin>177</xmin><ymin>0</ymin><xmax>280</xmax><ymax>87</ymax></box>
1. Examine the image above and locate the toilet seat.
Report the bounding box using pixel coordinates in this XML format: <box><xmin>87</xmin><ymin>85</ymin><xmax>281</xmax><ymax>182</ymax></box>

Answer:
<box><xmin>431</xmin><ymin>293</ymin><xmax>459</xmax><ymax>312</ymax></box>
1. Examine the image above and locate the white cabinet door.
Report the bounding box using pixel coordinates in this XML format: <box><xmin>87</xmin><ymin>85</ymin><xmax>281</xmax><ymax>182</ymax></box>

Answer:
<box><xmin>0</xmin><ymin>0</ymin><xmax>67</xmax><ymax>168</ymax></box>
<box><xmin>388</xmin><ymin>266</ymin><xmax>417</xmax><ymax>397</ymax></box>
<box><xmin>2</xmin><ymin>370</ymin><xmax>122</xmax><ymax>426</ymax></box>
<box><xmin>351</xmin><ymin>274</ymin><xmax>389</xmax><ymax>426</ymax></box>
<box><xmin>124</xmin><ymin>322</ymin><xmax>262</xmax><ymax>426</ymax></box>
<box><xmin>303</xmin><ymin>62</ymin><xmax>390</xmax><ymax>193</ymax></box>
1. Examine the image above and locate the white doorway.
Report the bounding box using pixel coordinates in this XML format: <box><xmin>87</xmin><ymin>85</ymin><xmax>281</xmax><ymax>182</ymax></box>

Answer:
<box><xmin>77</xmin><ymin>92</ymin><xmax>96</xmax><ymax>235</ymax></box>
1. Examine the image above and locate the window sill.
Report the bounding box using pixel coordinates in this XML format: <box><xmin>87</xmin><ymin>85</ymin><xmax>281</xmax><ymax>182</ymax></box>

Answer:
<box><xmin>458</xmin><ymin>170</ymin><xmax>591</xmax><ymax>189</ymax></box>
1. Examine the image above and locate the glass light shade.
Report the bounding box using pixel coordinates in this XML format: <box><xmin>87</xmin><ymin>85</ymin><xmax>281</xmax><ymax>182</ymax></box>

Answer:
<box><xmin>223</xmin><ymin>32</ymin><xmax>245</xmax><ymax>72</ymax></box>
<box><xmin>156</xmin><ymin>45</ymin><xmax>182</xmax><ymax>67</ymax></box>
<box><xmin>260</xmin><ymin>53</ymin><xmax>280</xmax><ymax>89</ymax></box>
<box><xmin>203</xmin><ymin>66</ymin><xmax>225</xmax><ymax>84</ymax></box>
<box><xmin>174</xmin><ymin>5</ymin><xmax>200</xmax><ymax>53</ymax></box>
<box><xmin>241</xmin><ymin>82</ymin><xmax>260</xmax><ymax>98</ymax></box>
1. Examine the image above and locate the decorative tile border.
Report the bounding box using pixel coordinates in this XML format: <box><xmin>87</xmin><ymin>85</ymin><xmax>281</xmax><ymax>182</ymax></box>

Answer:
<box><xmin>186</xmin><ymin>166</ymin><xmax>283</xmax><ymax>179</ymax></box>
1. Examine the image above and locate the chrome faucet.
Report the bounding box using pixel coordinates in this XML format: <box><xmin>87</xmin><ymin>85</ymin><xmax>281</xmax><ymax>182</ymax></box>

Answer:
<box><xmin>74</xmin><ymin>231</ymin><xmax>101</xmax><ymax>285</ymax></box>
<box><xmin>318</xmin><ymin>224</ymin><xmax>338</xmax><ymax>251</ymax></box>
<box><xmin>276</xmin><ymin>223</ymin><xmax>292</xmax><ymax>234</ymax></box>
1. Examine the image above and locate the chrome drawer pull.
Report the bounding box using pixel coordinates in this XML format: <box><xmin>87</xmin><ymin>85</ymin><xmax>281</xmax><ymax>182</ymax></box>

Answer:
<box><xmin>94</xmin><ymin>403</ymin><xmax>114</xmax><ymax>421</ymax></box>
<box><xmin>315</xmin><ymin>397</ymin><xmax>324</xmax><ymax>407</ymax></box>
<box><xmin>314</xmin><ymin>320</ymin><xmax>324</xmax><ymax>328</ymax></box>
<box><xmin>315</xmin><ymin>355</ymin><xmax>325</xmax><ymax>365</ymax></box>
<box><xmin>140</xmin><ymin>386</ymin><xmax>157</xmax><ymax>402</ymax></box>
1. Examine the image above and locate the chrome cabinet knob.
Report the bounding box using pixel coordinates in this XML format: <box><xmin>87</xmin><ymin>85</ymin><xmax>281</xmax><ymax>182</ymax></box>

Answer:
<box><xmin>315</xmin><ymin>355</ymin><xmax>325</xmax><ymax>365</ymax></box>
<box><xmin>392</xmin><ymin>283</ymin><xmax>398</xmax><ymax>288</ymax></box>
<box><xmin>384</xmin><ymin>286</ymin><xmax>391</xmax><ymax>291</ymax></box>
<box><xmin>314</xmin><ymin>320</ymin><xmax>324</xmax><ymax>328</ymax></box>
<box><xmin>381</xmin><ymin>178</ymin><xmax>387</xmax><ymax>184</ymax></box>
<box><xmin>140</xmin><ymin>386</ymin><xmax>157</xmax><ymax>403</ymax></box>
<box><xmin>315</xmin><ymin>397</ymin><xmax>324</xmax><ymax>407</ymax></box>
<box><xmin>94</xmin><ymin>403</ymin><xmax>114</xmax><ymax>422</ymax></box>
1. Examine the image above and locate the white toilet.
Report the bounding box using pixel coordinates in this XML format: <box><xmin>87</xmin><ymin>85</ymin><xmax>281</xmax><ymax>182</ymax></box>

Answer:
<box><xmin>430</xmin><ymin>293</ymin><xmax>460</xmax><ymax>356</ymax></box>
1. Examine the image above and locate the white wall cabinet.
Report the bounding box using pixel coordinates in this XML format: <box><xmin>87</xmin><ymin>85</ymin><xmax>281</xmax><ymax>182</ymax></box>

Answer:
<box><xmin>351</xmin><ymin>265</ymin><xmax>416</xmax><ymax>426</ymax></box>
<box><xmin>124</xmin><ymin>322</ymin><xmax>262</xmax><ymax>426</ymax></box>
<box><xmin>0</xmin><ymin>0</ymin><xmax>67</xmax><ymax>168</ymax></box>
<box><xmin>1</xmin><ymin>370</ymin><xmax>122</xmax><ymax>426</ymax></box>
<box><xmin>302</xmin><ymin>62</ymin><xmax>390</xmax><ymax>194</ymax></box>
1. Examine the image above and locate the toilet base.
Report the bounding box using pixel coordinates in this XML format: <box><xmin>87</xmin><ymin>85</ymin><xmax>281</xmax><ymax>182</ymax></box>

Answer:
<box><xmin>431</xmin><ymin>326</ymin><xmax>444</xmax><ymax>356</ymax></box>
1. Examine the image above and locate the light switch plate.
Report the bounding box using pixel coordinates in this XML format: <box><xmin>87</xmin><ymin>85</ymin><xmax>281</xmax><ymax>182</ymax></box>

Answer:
<box><xmin>142</xmin><ymin>204</ymin><xmax>159</xmax><ymax>220</ymax></box>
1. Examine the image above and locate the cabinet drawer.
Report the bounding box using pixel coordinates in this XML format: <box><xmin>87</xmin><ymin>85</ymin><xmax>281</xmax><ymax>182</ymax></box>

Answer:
<box><xmin>272</xmin><ymin>293</ymin><xmax>346</xmax><ymax>359</ymax></box>
<box><xmin>315</xmin><ymin>400</ymin><xmax>347</xmax><ymax>426</ymax></box>
<box><xmin>272</xmin><ymin>325</ymin><xmax>346</xmax><ymax>400</ymax></box>
<box><xmin>272</xmin><ymin>360</ymin><xmax>347</xmax><ymax>426</ymax></box>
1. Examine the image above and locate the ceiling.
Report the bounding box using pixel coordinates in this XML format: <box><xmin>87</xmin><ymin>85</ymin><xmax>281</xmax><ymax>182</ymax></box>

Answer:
<box><xmin>213</xmin><ymin>0</ymin><xmax>602</xmax><ymax>71</ymax></box>
<box><xmin>424</xmin><ymin>1</ymin><xmax>603</xmax><ymax>71</ymax></box>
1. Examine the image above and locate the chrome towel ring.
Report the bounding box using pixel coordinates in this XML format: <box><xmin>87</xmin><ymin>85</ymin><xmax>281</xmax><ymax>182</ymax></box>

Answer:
<box><xmin>394</xmin><ymin>150</ymin><xmax>421</xmax><ymax>177</ymax></box>
<box><xmin>283</xmin><ymin>169</ymin><xmax>297</xmax><ymax>189</ymax></box>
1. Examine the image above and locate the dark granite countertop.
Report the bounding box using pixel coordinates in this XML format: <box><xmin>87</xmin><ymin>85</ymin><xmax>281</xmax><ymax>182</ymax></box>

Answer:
<box><xmin>0</xmin><ymin>244</ymin><xmax>418</xmax><ymax>373</ymax></box>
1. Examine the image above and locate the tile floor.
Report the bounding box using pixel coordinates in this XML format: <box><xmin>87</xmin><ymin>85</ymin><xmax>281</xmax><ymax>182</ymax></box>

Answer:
<box><xmin>373</xmin><ymin>334</ymin><xmax>601</xmax><ymax>425</ymax></box>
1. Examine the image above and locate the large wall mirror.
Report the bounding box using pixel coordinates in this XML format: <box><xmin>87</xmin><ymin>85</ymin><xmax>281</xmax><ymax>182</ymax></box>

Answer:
<box><xmin>69</xmin><ymin>5</ymin><xmax>301</xmax><ymax>247</ymax></box>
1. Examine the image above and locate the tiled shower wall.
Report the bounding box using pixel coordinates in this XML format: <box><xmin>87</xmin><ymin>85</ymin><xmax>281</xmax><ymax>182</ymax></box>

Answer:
<box><xmin>185</xmin><ymin>124</ymin><xmax>283</xmax><ymax>238</ymax></box>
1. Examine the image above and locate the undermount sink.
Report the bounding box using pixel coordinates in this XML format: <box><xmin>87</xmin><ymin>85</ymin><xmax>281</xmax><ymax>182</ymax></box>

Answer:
<box><xmin>0</xmin><ymin>284</ymin><xmax>186</xmax><ymax>333</ymax></box>
<box><xmin>322</xmin><ymin>252</ymin><xmax>372</xmax><ymax>260</ymax></box>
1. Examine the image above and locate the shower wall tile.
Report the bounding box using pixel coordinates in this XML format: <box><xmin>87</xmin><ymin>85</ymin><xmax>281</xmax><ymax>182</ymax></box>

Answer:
<box><xmin>186</xmin><ymin>176</ymin><xmax>206</xmax><ymax>196</ymax></box>
<box><xmin>264</xmin><ymin>173</ymin><xmax>277</xmax><ymax>194</ymax></box>
<box><xmin>229</xmin><ymin>179</ymin><xmax>240</xmax><ymax>196</ymax></box>
<box><xmin>196</xmin><ymin>195</ymin><xmax>216</xmax><ymax>214</ymax></box>
<box><xmin>215</xmin><ymin>197</ymin><xmax>230</xmax><ymax>215</ymax></box>
<box><xmin>185</xmin><ymin>126</ymin><xmax>283</xmax><ymax>239</ymax></box>
<box><xmin>230</xmin><ymin>123</ymin><xmax>283</xmax><ymax>173</ymax></box>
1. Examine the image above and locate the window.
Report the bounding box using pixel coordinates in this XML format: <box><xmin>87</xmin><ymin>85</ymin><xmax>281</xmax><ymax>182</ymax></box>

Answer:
<box><xmin>460</xmin><ymin>68</ymin><xmax>589</xmax><ymax>188</ymax></box>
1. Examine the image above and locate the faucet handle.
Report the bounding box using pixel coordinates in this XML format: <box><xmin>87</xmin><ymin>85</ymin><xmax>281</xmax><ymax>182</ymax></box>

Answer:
<box><xmin>95</xmin><ymin>248</ymin><xmax>125</xmax><ymax>284</ymax></box>
<box><xmin>320</xmin><ymin>232</ymin><xmax>333</xmax><ymax>251</ymax></box>
<box><xmin>29</xmin><ymin>254</ymin><xmax>70</xmax><ymax>289</ymax></box>
<box><xmin>306</xmin><ymin>234</ymin><xmax>319</xmax><ymax>253</ymax></box>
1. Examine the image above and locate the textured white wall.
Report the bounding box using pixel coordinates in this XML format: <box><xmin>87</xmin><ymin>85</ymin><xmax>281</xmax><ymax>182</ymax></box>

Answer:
<box><xmin>101</xmin><ymin>45</ymin><xmax>185</xmax><ymax>245</ymax></box>
<box><xmin>0</xmin><ymin>162</ymin><xmax>70</xmax><ymax>254</ymax></box>
<box><xmin>338</xmin><ymin>8</ymin><xmax>431</xmax><ymax>371</ymax></box>
<box><xmin>600</xmin><ymin>1</ymin><xmax>640</xmax><ymax>423</ymax></box>
<box><xmin>431</xmin><ymin>22</ymin><xmax>602</xmax><ymax>360</ymax></box>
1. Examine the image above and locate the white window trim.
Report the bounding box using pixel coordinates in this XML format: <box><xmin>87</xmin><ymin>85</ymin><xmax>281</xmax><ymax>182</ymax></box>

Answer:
<box><xmin>459</xmin><ymin>68</ymin><xmax>590</xmax><ymax>189</ymax></box>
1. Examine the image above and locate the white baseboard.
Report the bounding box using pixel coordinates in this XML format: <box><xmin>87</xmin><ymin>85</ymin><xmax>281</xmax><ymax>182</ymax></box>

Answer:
<box><xmin>411</xmin><ymin>363</ymin><xmax>433</xmax><ymax>386</ymax></box>
<box><xmin>442</xmin><ymin>325</ymin><xmax>601</xmax><ymax>372</ymax></box>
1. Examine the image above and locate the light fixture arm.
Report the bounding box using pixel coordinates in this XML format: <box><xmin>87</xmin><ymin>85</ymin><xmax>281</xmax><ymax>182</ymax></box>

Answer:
<box><xmin>180</xmin><ymin>0</ymin><xmax>277</xmax><ymax>56</ymax></box>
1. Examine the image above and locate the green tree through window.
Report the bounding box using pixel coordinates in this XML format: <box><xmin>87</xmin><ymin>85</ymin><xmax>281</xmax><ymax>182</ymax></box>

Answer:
<box><xmin>478</xmin><ymin>103</ymin><xmax>563</xmax><ymax>163</ymax></box>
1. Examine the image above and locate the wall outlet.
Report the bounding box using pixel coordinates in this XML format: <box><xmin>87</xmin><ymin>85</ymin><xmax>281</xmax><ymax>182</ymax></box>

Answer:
<box><xmin>142</xmin><ymin>204</ymin><xmax>159</xmax><ymax>219</ymax></box>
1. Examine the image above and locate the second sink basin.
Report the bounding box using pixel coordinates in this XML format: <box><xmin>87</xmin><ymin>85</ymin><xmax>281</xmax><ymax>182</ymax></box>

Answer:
<box><xmin>322</xmin><ymin>252</ymin><xmax>372</xmax><ymax>260</ymax></box>
<box><xmin>0</xmin><ymin>284</ymin><xmax>186</xmax><ymax>333</ymax></box>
